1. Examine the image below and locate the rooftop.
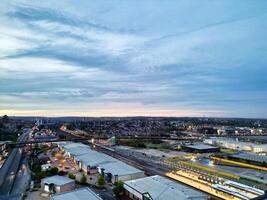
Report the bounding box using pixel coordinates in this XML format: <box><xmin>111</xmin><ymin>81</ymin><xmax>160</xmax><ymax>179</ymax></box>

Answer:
<box><xmin>207</xmin><ymin>137</ymin><xmax>267</xmax><ymax>150</ymax></box>
<box><xmin>99</xmin><ymin>160</ymin><xmax>143</xmax><ymax>176</ymax></box>
<box><xmin>76</xmin><ymin>149</ymin><xmax>116</xmax><ymax>167</ymax></box>
<box><xmin>43</xmin><ymin>175</ymin><xmax>74</xmax><ymax>186</ymax></box>
<box><xmin>229</xmin><ymin>152</ymin><xmax>267</xmax><ymax>163</ymax></box>
<box><xmin>184</xmin><ymin>143</ymin><xmax>219</xmax><ymax>150</ymax></box>
<box><xmin>124</xmin><ymin>175</ymin><xmax>207</xmax><ymax>200</ymax></box>
<box><xmin>51</xmin><ymin>187</ymin><xmax>102</xmax><ymax>200</ymax></box>
<box><xmin>58</xmin><ymin>142</ymin><xmax>143</xmax><ymax>176</ymax></box>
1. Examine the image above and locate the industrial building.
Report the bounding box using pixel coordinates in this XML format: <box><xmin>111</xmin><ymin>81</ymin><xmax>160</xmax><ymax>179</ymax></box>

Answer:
<box><xmin>181</xmin><ymin>143</ymin><xmax>220</xmax><ymax>153</ymax></box>
<box><xmin>50</xmin><ymin>187</ymin><xmax>103</xmax><ymax>200</ymax></box>
<box><xmin>42</xmin><ymin>175</ymin><xmax>75</xmax><ymax>194</ymax></box>
<box><xmin>204</xmin><ymin>137</ymin><xmax>267</xmax><ymax>153</ymax></box>
<box><xmin>228</xmin><ymin>152</ymin><xmax>267</xmax><ymax>166</ymax></box>
<box><xmin>124</xmin><ymin>175</ymin><xmax>207</xmax><ymax>200</ymax></box>
<box><xmin>57</xmin><ymin>142</ymin><xmax>145</xmax><ymax>183</ymax></box>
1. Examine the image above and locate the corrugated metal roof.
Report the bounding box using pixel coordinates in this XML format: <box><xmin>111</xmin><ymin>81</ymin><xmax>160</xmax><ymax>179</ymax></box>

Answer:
<box><xmin>124</xmin><ymin>175</ymin><xmax>207</xmax><ymax>200</ymax></box>
<box><xmin>230</xmin><ymin>152</ymin><xmax>267</xmax><ymax>163</ymax></box>
<box><xmin>43</xmin><ymin>175</ymin><xmax>74</xmax><ymax>186</ymax></box>
<box><xmin>51</xmin><ymin>187</ymin><xmax>102</xmax><ymax>200</ymax></box>
<box><xmin>99</xmin><ymin>160</ymin><xmax>142</xmax><ymax>176</ymax></box>
<box><xmin>58</xmin><ymin>142</ymin><xmax>143</xmax><ymax>176</ymax></box>
<box><xmin>184</xmin><ymin>143</ymin><xmax>219</xmax><ymax>150</ymax></box>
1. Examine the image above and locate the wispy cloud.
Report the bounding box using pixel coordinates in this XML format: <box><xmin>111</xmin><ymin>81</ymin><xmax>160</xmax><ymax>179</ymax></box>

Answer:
<box><xmin>0</xmin><ymin>0</ymin><xmax>267</xmax><ymax>118</ymax></box>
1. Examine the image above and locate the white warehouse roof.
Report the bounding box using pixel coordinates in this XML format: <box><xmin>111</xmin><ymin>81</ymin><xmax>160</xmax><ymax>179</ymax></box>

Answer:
<box><xmin>76</xmin><ymin>149</ymin><xmax>116</xmax><ymax>167</ymax></box>
<box><xmin>43</xmin><ymin>175</ymin><xmax>74</xmax><ymax>186</ymax></box>
<box><xmin>57</xmin><ymin>142</ymin><xmax>144</xmax><ymax>177</ymax></box>
<box><xmin>124</xmin><ymin>175</ymin><xmax>207</xmax><ymax>200</ymax></box>
<box><xmin>99</xmin><ymin>160</ymin><xmax>143</xmax><ymax>176</ymax></box>
<box><xmin>51</xmin><ymin>187</ymin><xmax>103</xmax><ymax>200</ymax></box>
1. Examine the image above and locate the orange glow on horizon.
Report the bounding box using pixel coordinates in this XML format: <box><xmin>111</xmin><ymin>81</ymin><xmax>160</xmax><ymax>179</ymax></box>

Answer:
<box><xmin>0</xmin><ymin>108</ymin><xmax>225</xmax><ymax>117</ymax></box>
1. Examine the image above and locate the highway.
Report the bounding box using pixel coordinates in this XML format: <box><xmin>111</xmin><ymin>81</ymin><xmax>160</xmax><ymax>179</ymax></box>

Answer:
<box><xmin>0</xmin><ymin>130</ymin><xmax>29</xmax><ymax>197</ymax></box>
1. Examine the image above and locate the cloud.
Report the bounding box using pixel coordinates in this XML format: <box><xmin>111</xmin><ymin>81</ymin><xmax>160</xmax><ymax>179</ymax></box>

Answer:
<box><xmin>0</xmin><ymin>0</ymin><xmax>267</xmax><ymax>118</ymax></box>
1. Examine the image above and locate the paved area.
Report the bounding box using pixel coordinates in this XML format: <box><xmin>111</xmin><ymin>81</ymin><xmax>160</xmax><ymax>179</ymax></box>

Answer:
<box><xmin>27</xmin><ymin>190</ymin><xmax>48</xmax><ymax>200</ymax></box>
<box><xmin>197</xmin><ymin>158</ymin><xmax>267</xmax><ymax>185</ymax></box>
<box><xmin>47</xmin><ymin>148</ymin><xmax>78</xmax><ymax>173</ymax></box>
<box><xmin>115</xmin><ymin>146</ymin><xmax>190</xmax><ymax>159</ymax></box>
<box><xmin>0</xmin><ymin>131</ymin><xmax>29</xmax><ymax>195</ymax></box>
<box><xmin>11</xmin><ymin>157</ymin><xmax>31</xmax><ymax>196</ymax></box>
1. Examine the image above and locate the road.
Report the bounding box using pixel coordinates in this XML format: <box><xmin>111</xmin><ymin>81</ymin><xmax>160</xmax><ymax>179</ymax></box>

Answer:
<box><xmin>0</xmin><ymin>130</ymin><xmax>29</xmax><ymax>197</ymax></box>
<box><xmin>10</xmin><ymin>157</ymin><xmax>30</xmax><ymax>196</ymax></box>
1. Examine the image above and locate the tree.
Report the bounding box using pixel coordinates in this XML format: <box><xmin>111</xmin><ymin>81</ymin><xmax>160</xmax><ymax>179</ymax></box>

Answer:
<box><xmin>58</xmin><ymin>170</ymin><xmax>67</xmax><ymax>176</ymax></box>
<box><xmin>80</xmin><ymin>173</ymin><xmax>87</xmax><ymax>184</ymax></box>
<box><xmin>2</xmin><ymin>115</ymin><xmax>9</xmax><ymax>124</ymax></box>
<box><xmin>113</xmin><ymin>181</ymin><xmax>124</xmax><ymax>197</ymax></box>
<box><xmin>50</xmin><ymin>167</ymin><xmax>59</xmax><ymax>175</ymax></box>
<box><xmin>68</xmin><ymin>172</ymin><xmax>76</xmax><ymax>179</ymax></box>
<box><xmin>97</xmin><ymin>175</ymin><xmax>105</xmax><ymax>188</ymax></box>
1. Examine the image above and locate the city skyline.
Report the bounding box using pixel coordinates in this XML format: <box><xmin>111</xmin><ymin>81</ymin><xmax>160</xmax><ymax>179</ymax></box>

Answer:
<box><xmin>1</xmin><ymin>0</ymin><xmax>267</xmax><ymax>118</ymax></box>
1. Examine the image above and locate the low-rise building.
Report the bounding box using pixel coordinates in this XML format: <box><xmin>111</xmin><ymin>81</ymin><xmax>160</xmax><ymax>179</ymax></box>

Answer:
<box><xmin>41</xmin><ymin>163</ymin><xmax>52</xmax><ymax>171</ymax></box>
<box><xmin>50</xmin><ymin>187</ymin><xmax>103</xmax><ymax>200</ymax></box>
<box><xmin>204</xmin><ymin>137</ymin><xmax>267</xmax><ymax>153</ymax></box>
<box><xmin>124</xmin><ymin>175</ymin><xmax>207</xmax><ymax>200</ymax></box>
<box><xmin>228</xmin><ymin>152</ymin><xmax>267</xmax><ymax>166</ymax></box>
<box><xmin>42</xmin><ymin>175</ymin><xmax>75</xmax><ymax>194</ymax></box>
<box><xmin>57</xmin><ymin>142</ymin><xmax>145</xmax><ymax>183</ymax></box>
<box><xmin>181</xmin><ymin>143</ymin><xmax>220</xmax><ymax>153</ymax></box>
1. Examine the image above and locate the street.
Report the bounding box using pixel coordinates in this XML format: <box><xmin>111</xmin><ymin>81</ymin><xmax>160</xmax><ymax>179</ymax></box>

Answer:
<box><xmin>0</xmin><ymin>130</ymin><xmax>30</xmax><ymax>198</ymax></box>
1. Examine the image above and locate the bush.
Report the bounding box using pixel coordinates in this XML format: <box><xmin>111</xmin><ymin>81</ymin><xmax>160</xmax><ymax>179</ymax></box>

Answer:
<box><xmin>113</xmin><ymin>181</ymin><xmax>124</xmax><ymax>197</ymax></box>
<box><xmin>68</xmin><ymin>172</ymin><xmax>76</xmax><ymax>179</ymax></box>
<box><xmin>51</xmin><ymin>151</ymin><xmax>57</xmax><ymax>157</ymax></box>
<box><xmin>80</xmin><ymin>174</ymin><xmax>87</xmax><ymax>184</ymax></box>
<box><xmin>97</xmin><ymin>175</ymin><xmax>105</xmax><ymax>187</ymax></box>
<box><xmin>32</xmin><ymin>171</ymin><xmax>45</xmax><ymax>181</ymax></box>
<box><xmin>58</xmin><ymin>171</ymin><xmax>67</xmax><ymax>176</ymax></box>
<box><xmin>50</xmin><ymin>167</ymin><xmax>59</xmax><ymax>175</ymax></box>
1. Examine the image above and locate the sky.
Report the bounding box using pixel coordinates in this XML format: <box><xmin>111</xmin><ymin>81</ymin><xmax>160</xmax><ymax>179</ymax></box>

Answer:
<box><xmin>0</xmin><ymin>0</ymin><xmax>267</xmax><ymax>118</ymax></box>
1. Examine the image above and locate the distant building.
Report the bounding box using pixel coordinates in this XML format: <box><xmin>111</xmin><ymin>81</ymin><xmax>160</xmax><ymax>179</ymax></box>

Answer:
<box><xmin>228</xmin><ymin>152</ymin><xmax>267</xmax><ymax>166</ymax></box>
<box><xmin>124</xmin><ymin>175</ymin><xmax>207</xmax><ymax>200</ymax></box>
<box><xmin>204</xmin><ymin>137</ymin><xmax>267</xmax><ymax>153</ymax></box>
<box><xmin>42</xmin><ymin>175</ymin><xmax>75</xmax><ymax>194</ymax></box>
<box><xmin>50</xmin><ymin>187</ymin><xmax>103</xmax><ymax>200</ymax></box>
<box><xmin>181</xmin><ymin>143</ymin><xmax>220</xmax><ymax>153</ymax></box>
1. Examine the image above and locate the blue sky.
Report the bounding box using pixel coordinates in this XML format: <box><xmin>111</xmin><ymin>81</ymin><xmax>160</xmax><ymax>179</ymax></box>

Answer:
<box><xmin>0</xmin><ymin>0</ymin><xmax>267</xmax><ymax>118</ymax></box>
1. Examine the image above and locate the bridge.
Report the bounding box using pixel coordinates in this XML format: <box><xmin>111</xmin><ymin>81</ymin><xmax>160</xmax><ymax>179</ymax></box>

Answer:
<box><xmin>6</xmin><ymin>136</ymin><xmax>201</xmax><ymax>147</ymax></box>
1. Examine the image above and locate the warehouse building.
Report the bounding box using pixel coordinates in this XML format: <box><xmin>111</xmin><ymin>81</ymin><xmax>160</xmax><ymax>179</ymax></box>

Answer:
<box><xmin>228</xmin><ymin>152</ymin><xmax>267</xmax><ymax>166</ymax></box>
<box><xmin>42</xmin><ymin>175</ymin><xmax>75</xmax><ymax>194</ymax></box>
<box><xmin>124</xmin><ymin>175</ymin><xmax>207</xmax><ymax>200</ymax></box>
<box><xmin>204</xmin><ymin>137</ymin><xmax>267</xmax><ymax>153</ymax></box>
<box><xmin>57</xmin><ymin>142</ymin><xmax>145</xmax><ymax>183</ymax></box>
<box><xmin>50</xmin><ymin>187</ymin><xmax>103</xmax><ymax>200</ymax></box>
<box><xmin>98</xmin><ymin>160</ymin><xmax>145</xmax><ymax>183</ymax></box>
<box><xmin>181</xmin><ymin>143</ymin><xmax>220</xmax><ymax>153</ymax></box>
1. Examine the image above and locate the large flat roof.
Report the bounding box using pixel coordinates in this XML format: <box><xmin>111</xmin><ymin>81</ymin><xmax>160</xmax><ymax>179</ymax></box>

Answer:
<box><xmin>124</xmin><ymin>175</ymin><xmax>207</xmax><ymax>200</ymax></box>
<box><xmin>43</xmin><ymin>175</ymin><xmax>74</xmax><ymax>186</ymax></box>
<box><xmin>51</xmin><ymin>187</ymin><xmax>102</xmax><ymax>200</ymax></box>
<box><xmin>207</xmin><ymin>137</ymin><xmax>267</xmax><ymax>150</ymax></box>
<box><xmin>230</xmin><ymin>152</ymin><xmax>267</xmax><ymax>163</ymax></box>
<box><xmin>184</xmin><ymin>143</ymin><xmax>219</xmax><ymax>150</ymax></box>
<box><xmin>99</xmin><ymin>160</ymin><xmax>143</xmax><ymax>176</ymax></box>
<box><xmin>75</xmin><ymin>149</ymin><xmax>116</xmax><ymax>167</ymax></box>
<box><xmin>58</xmin><ymin>142</ymin><xmax>143</xmax><ymax>176</ymax></box>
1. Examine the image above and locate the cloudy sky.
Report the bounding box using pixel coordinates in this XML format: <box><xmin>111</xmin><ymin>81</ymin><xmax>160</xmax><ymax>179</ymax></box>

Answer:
<box><xmin>0</xmin><ymin>0</ymin><xmax>267</xmax><ymax>118</ymax></box>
